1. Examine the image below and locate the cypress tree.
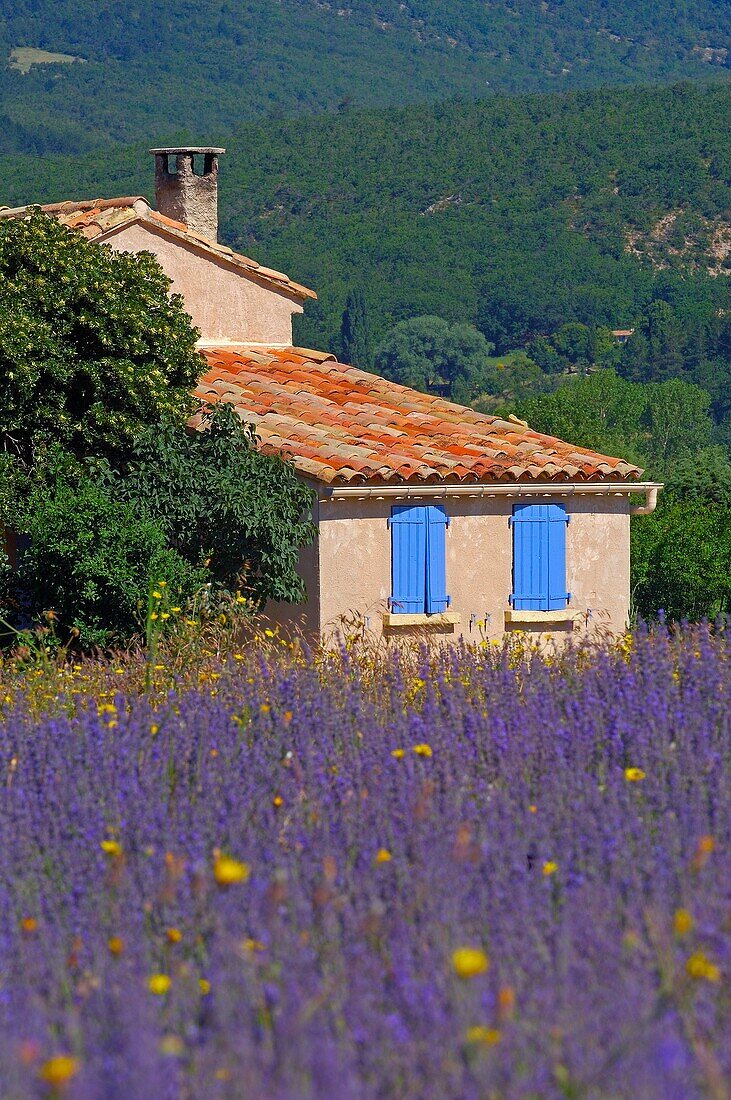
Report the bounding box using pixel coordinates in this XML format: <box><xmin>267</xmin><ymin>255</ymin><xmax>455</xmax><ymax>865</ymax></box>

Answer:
<box><xmin>340</xmin><ymin>288</ymin><xmax>373</xmax><ymax>369</ymax></box>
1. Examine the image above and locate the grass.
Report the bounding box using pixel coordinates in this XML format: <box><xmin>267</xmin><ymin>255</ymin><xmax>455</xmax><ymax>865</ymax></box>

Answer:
<box><xmin>10</xmin><ymin>47</ymin><xmax>85</xmax><ymax>74</ymax></box>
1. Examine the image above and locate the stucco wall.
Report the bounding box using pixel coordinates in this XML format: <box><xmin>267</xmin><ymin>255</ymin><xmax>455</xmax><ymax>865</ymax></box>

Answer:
<box><xmin>261</xmin><ymin>498</ymin><xmax>321</xmax><ymax>637</ymax></box>
<box><xmin>314</xmin><ymin>494</ymin><xmax>631</xmax><ymax>642</ymax></box>
<box><xmin>105</xmin><ymin>223</ymin><xmax>303</xmax><ymax>345</ymax></box>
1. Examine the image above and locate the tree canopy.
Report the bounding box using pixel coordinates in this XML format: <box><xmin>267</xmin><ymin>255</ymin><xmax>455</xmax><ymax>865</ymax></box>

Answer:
<box><xmin>0</xmin><ymin>211</ymin><xmax>202</xmax><ymax>467</ymax></box>
<box><xmin>374</xmin><ymin>316</ymin><xmax>495</xmax><ymax>403</ymax></box>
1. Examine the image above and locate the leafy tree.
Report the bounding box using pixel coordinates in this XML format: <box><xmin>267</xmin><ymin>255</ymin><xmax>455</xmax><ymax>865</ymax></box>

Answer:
<box><xmin>124</xmin><ymin>404</ymin><xmax>316</xmax><ymax>606</ymax></box>
<box><xmin>517</xmin><ymin>371</ymin><xmax>717</xmax><ymax>476</ymax></box>
<box><xmin>472</xmin><ymin>351</ymin><xmax>552</xmax><ymax>415</ymax></box>
<box><xmin>0</xmin><ymin>217</ymin><xmax>317</xmax><ymax>644</ymax></box>
<box><xmin>0</xmin><ymin>211</ymin><xmax>202</xmax><ymax>467</ymax></box>
<box><xmin>375</xmin><ymin>316</ymin><xmax>494</xmax><ymax>400</ymax></box>
<box><xmin>16</xmin><ymin>452</ymin><xmax>201</xmax><ymax>648</ymax></box>
<box><xmin>340</xmin><ymin>288</ymin><xmax>373</xmax><ymax>370</ymax></box>
<box><xmin>621</xmin><ymin>300</ymin><xmax>684</xmax><ymax>382</ymax></box>
<box><xmin>642</xmin><ymin>379</ymin><xmax>711</xmax><ymax>468</ymax></box>
<box><xmin>516</xmin><ymin>371</ymin><xmax>649</xmax><ymax>468</ymax></box>
<box><xmin>632</xmin><ymin>497</ymin><xmax>731</xmax><ymax>621</ymax></box>
<box><xmin>662</xmin><ymin>447</ymin><xmax>731</xmax><ymax>506</ymax></box>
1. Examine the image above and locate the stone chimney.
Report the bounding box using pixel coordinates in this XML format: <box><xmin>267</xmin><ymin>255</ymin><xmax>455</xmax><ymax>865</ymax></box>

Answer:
<box><xmin>150</xmin><ymin>146</ymin><xmax>225</xmax><ymax>241</ymax></box>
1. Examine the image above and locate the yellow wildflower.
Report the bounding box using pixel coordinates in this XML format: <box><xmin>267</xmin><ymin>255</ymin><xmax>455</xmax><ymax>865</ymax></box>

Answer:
<box><xmin>166</xmin><ymin>927</ymin><xmax>183</xmax><ymax>944</ymax></box>
<box><xmin>150</xmin><ymin>724</ymin><xmax>159</xmax><ymax>736</ymax></box>
<box><xmin>148</xmin><ymin>973</ymin><xmax>171</xmax><ymax>995</ymax></box>
<box><xmin>273</xmin><ymin>795</ymin><xmax>283</xmax><ymax>808</ymax></box>
<box><xmin>107</xmin><ymin>936</ymin><xmax>124</xmax><ymax>956</ymax></box>
<box><xmin>465</xmin><ymin>1026</ymin><xmax>501</xmax><ymax>1046</ymax></box>
<box><xmin>242</xmin><ymin>938</ymin><xmax>266</xmax><ymax>953</ymax></box>
<box><xmin>150</xmin><ymin>612</ymin><xmax>159</xmax><ymax>621</ymax></box>
<box><xmin>152</xmin><ymin>591</ymin><xmax>162</xmax><ymax>600</ymax></box>
<box><xmin>199</xmin><ymin>978</ymin><xmax>211</xmax><ymax>995</ymax></box>
<box><xmin>21</xmin><ymin>916</ymin><xmax>37</xmax><ymax>934</ymax></box>
<box><xmin>159</xmin><ymin>1035</ymin><xmax>184</xmax><ymax>1057</ymax></box>
<box><xmin>413</xmin><ymin>743</ymin><xmax>433</xmax><ymax>758</ymax></box>
<box><xmin>452</xmin><ymin>947</ymin><xmax>490</xmax><ymax>979</ymax></box>
<box><xmin>260</xmin><ymin>703</ymin><xmax>271</xmax><ymax>714</ymax></box>
<box><xmin>375</xmin><ymin>848</ymin><xmax>392</xmax><ymax>863</ymax></box>
<box><xmin>528</xmin><ymin>804</ymin><xmax>537</xmax><ymax>814</ymax></box>
<box><xmin>542</xmin><ymin>861</ymin><xmax>558</xmax><ymax>876</ymax></box>
<box><xmin>39</xmin><ymin>1055</ymin><xmax>79</xmax><ymax>1087</ymax></box>
<box><xmin>686</xmin><ymin>952</ymin><xmax>721</xmax><ymax>982</ymax></box>
<box><xmin>170</xmin><ymin>606</ymin><xmax>181</xmax><ymax>613</ymax></box>
<box><xmin>391</xmin><ymin>748</ymin><xmax>406</xmax><ymax>759</ymax></box>
<box><xmin>624</xmin><ymin>767</ymin><xmax>646</xmax><ymax>782</ymax></box>
<box><xmin>213</xmin><ymin>854</ymin><xmax>251</xmax><ymax>886</ymax></box>
<box><xmin>100</xmin><ymin>839</ymin><xmax>122</xmax><ymax>858</ymax></box>
<box><xmin>674</xmin><ymin>908</ymin><xmax>693</xmax><ymax>938</ymax></box>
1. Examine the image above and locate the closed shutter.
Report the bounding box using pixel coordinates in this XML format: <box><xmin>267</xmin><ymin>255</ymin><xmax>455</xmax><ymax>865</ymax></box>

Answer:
<box><xmin>425</xmin><ymin>505</ymin><xmax>450</xmax><ymax>613</ymax></box>
<box><xmin>389</xmin><ymin>505</ymin><xmax>427</xmax><ymax>613</ymax></box>
<box><xmin>510</xmin><ymin>503</ymin><xmax>569</xmax><ymax>611</ymax></box>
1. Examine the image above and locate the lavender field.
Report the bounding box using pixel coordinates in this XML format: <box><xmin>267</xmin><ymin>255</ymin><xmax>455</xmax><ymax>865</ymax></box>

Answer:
<box><xmin>0</xmin><ymin>627</ymin><xmax>729</xmax><ymax>1099</ymax></box>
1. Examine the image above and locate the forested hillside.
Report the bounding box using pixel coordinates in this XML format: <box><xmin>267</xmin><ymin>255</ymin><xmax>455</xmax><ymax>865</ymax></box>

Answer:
<box><xmin>0</xmin><ymin>0</ymin><xmax>729</xmax><ymax>153</ymax></box>
<box><xmin>3</xmin><ymin>82</ymin><xmax>728</xmax><ymax>353</ymax></box>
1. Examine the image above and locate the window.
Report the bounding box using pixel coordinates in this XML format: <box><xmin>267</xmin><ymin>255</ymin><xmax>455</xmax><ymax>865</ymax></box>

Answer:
<box><xmin>510</xmin><ymin>503</ymin><xmax>570</xmax><ymax>611</ymax></box>
<box><xmin>389</xmin><ymin>504</ymin><xmax>450</xmax><ymax>614</ymax></box>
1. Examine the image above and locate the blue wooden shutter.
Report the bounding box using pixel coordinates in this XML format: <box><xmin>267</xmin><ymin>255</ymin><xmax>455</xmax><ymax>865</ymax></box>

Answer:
<box><xmin>510</xmin><ymin>503</ymin><xmax>569</xmax><ymax>611</ymax></box>
<box><xmin>389</xmin><ymin>506</ymin><xmax>427</xmax><ymax>613</ymax></box>
<box><xmin>425</xmin><ymin>505</ymin><xmax>450</xmax><ymax>613</ymax></box>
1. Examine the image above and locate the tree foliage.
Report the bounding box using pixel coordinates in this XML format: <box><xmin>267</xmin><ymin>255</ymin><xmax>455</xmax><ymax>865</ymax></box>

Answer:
<box><xmin>1</xmin><ymin>0</ymin><xmax>727</xmax><ymax>152</ymax></box>
<box><xmin>340</xmin><ymin>288</ymin><xmax>373</xmax><ymax>369</ymax></box>
<box><xmin>0</xmin><ymin>211</ymin><xmax>202</xmax><ymax>467</ymax></box>
<box><xmin>374</xmin><ymin>316</ymin><xmax>494</xmax><ymax>402</ymax></box>
<box><xmin>16</xmin><ymin>451</ymin><xmax>202</xmax><ymax>649</ymax></box>
<box><xmin>124</xmin><ymin>404</ymin><xmax>316</xmax><ymax>606</ymax></box>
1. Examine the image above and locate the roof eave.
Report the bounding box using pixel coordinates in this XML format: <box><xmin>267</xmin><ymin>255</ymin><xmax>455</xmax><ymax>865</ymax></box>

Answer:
<box><xmin>96</xmin><ymin>213</ymin><xmax>317</xmax><ymax>301</ymax></box>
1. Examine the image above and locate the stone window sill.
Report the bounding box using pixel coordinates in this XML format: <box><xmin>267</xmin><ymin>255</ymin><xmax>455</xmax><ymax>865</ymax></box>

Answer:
<box><xmin>504</xmin><ymin>609</ymin><xmax>577</xmax><ymax>626</ymax></box>
<box><xmin>383</xmin><ymin>611</ymin><xmax>461</xmax><ymax>630</ymax></box>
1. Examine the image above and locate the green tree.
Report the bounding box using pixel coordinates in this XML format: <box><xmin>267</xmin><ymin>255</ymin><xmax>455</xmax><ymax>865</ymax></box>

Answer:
<box><xmin>642</xmin><ymin>379</ymin><xmax>712</xmax><ymax>468</ymax></box>
<box><xmin>632</xmin><ymin>497</ymin><xmax>731</xmax><ymax>621</ymax></box>
<box><xmin>16</xmin><ymin>451</ymin><xmax>201</xmax><ymax>649</ymax></box>
<box><xmin>124</xmin><ymin>404</ymin><xmax>316</xmax><ymax>606</ymax></box>
<box><xmin>340</xmin><ymin>287</ymin><xmax>373</xmax><ymax>370</ymax></box>
<box><xmin>0</xmin><ymin>210</ymin><xmax>202</xmax><ymax>467</ymax></box>
<box><xmin>517</xmin><ymin>370</ymin><xmax>649</xmax><ymax>467</ymax></box>
<box><xmin>374</xmin><ymin>316</ymin><xmax>494</xmax><ymax>400</ymax></box>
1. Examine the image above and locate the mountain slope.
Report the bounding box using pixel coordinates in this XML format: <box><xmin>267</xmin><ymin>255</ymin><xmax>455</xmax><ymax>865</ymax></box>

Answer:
<box><xmin>0</xmin><ymin>0</ymin><xmax>729</xmax><ymax>153</ymax></box>
<box><xmin>2</xmin><ymin>82</ymin><xmax>728</xmax><ymax>356</ymax></box>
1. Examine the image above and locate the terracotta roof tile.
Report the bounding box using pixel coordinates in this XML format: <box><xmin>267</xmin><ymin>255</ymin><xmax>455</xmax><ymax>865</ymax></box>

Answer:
<box><xmin>193</xmin><ymin>347</ymin><xmax>643</xmax><ymax>486</ymax></box>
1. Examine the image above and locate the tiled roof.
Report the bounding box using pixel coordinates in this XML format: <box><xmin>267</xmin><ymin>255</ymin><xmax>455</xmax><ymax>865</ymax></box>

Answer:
<box><xmin>195</xmin><ymin>347</ymin><xmax>643</xmax><ymax>485</ymax></box>
<box><xmin>0</xmin><ymin>198</ymin><xmax>316</xmax><ymax>301</ymax></box>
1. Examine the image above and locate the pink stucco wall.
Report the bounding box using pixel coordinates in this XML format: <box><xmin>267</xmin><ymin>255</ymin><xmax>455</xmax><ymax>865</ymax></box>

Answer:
<box><xmin>104</xmin><ymin>222</ymin><xmax>303</xmax><ymax>345</ymax></box>
<box><xmin>266</xmin><ymin>492</ymin><xmax>632</xmax><ymax>643</ymax></box>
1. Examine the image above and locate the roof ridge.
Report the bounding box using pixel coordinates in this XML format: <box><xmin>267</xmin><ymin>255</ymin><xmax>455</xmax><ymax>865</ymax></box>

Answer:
<box><xmin>40</xmin><ymin>196</ymin><xmax>145</xmax><ymax>213</ymax></box>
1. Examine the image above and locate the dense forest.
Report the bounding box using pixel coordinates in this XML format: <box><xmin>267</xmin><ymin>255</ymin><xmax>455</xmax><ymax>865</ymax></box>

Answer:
<box><xmin>0</xmin><ymin>0</ymin><xmax>729</xmax><ymax>153</ymax></box>
<box><xmin>3</xmin><ymin>82</ymin><xmax>728</xmax><ymax>352</ymax></box>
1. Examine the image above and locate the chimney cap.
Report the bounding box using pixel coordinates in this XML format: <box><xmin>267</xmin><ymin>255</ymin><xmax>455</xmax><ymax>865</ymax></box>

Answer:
<box><xmin>150</xmin><ymin>146</ymin><xmax>225</xmax><ymax>155</ymax></box>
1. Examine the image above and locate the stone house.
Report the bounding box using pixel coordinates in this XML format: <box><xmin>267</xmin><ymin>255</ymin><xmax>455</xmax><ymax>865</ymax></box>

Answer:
<box><xmin>2</xmin><ymin>147</ymin><xmax>660</xmax><ymax>641</ymax></box>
